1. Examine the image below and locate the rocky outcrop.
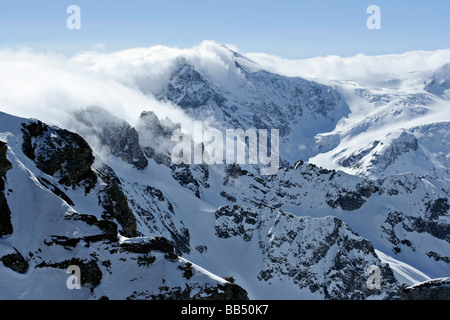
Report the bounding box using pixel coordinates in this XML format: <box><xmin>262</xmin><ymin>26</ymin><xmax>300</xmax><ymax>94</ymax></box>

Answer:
<box><xmin>0</xmin><ymin>141</ymin><xmax>13</xmax><ymax>237</ymax></box>
<box><xmin>215</xmin><ymin>205</ymin><xmax>259</xmax><ymax>241</ymax></box>
<box><xmin>370</xmin><ymin>132</ymin><xmax>418</xmax><ymax>170</ymax></box>
<box><xmin>36</xmin><ymin>258</ymin><xmax>103</xmax><ymax>289</ymax></box>
<box><xmin>159</xmin><ymin>62</ymin><xmax>228</xmax><ymax>111</ymax></box>
<box><xmin>21</xmin><ymin>121</ymin><xmax>97</xmax><ymax>193</ymax></box>
<box><xmin>401</xmin><ymin>278</ymin><xmax>450</xmax><ymax>300</ymax></box>
<box><xmin>137</xmin><ymin>110</ymin><xmax>212</xmax><ymax>198</ymax></box>
<box><xmin>215</xmin><ymin>204</ymin><xmax>400</xmax><ymax>300</ymax></box>
<box><xmin>137</xmin><ymin>111</ymin><xmax>180</xmax><ymax>150</ymax></box>
<box><xmin>97</xmin><ymin>165</ymin><xmax>137</xmax><ymax>238</ymax></box>
<box><xmin>338</xmin><ymin>131</ymin><xmax>419</xmax><ymax>177</ymax></box>
<box><xmin>157</xmin><ymin>59</ymin><xmax>347</xmax><ymax>144</ymax></box>
<box><xmin>0</xmin><ymin>249</ymin><xmax>29</xmax><ymax>274</ymax></box>
<box><xmin>120</xmin><ymin>237</ymin><xmax>176</xmax><ymax>257</ymax></box>
<box><xmin>127</xmin><ymin>278</ymin><xmax>248</xmax><ymax>300</ymax></box>
<box><xmin>21</xmin><ymin>119</ymin><xmax>138</xmax><ymax>239</ymax></box>
<box><xmin>118</xmin><ymin>236</ymin><xmax>248</xmax><ymax>300</ymax></box>
<box><xmin>262</xmin><ymin>211</ymin><xmax>399</xmax><ymax>300</ymax></box>
<box><xmin>128</xmin><ymin>282</ymin><xmax>249</xmax><ymax>300</ymax></box>
<box><xmin>65</xmin><ymin>213</ymin><xmax>119</xmax><ymax>243</ymax></box>
<box><xmin>73</xmin><ymin>107</ymin><xmax>148</xmax><ymax>170</ymax></box>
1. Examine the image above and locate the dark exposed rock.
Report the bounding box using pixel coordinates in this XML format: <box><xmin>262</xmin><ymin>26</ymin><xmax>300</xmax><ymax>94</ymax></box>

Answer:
<box><xmin>260</xmin><ymin>211</ymin><xmax>400</xmax><ymax>300</ymax></box>
<box><xmin>0</xmin><ymin>249</ymin><xmax>29</xmax><ymax>274</ymax></box>
<box><xmin>161</xmin><ymin>62</ymin><xmax>228</xmax><ymax>110</ymax></box>
<box><xmin>172</xmin><ymin>164</ymin><xmax>201</xmax><ymax>198</ymax></box>
<box><xmin>426</xmin><ymin>252</ymin><xmax>450</xmax><ymax>263</ymax></box>
<box><xmin>383</xmin><ymin>210</ymin><xmax>450</xmax><ymax>247</ymax></box>
<box><xmin>120</xmin><ymin>237</ymin><xmax>176</xmax><ymax>256</ymax></box>
<box><xmin>21</xmin><ymin>120</ymin><xmax>47</xmax><ymax>161</ymax></box>
<box><xmin>21</xmin><ymin>121</ymin><xmax>97</xmax><ymax>193</ymax></box>
<box><xmin>215</xmin><ymin>205</ymin><xmax>259</xmax><ymax>241</ymax></box>
<box><xmin>195</xmin><ymin>245</ymin><xmax>208</xmax><ymax>254</ymax></box>
<box><xmin>340</xmin><ymin>141</ymin><xmax>380</xmax><ymax>168</ymax></box>
<box><xmin>0</xmin><ymin>141</ymin><xmax>13</xmax><ymax>237</ymax></box>
<box><xmin>44</xmin><ymin>236</ymin><xmax>81</xmax><ymax>249</ymax></box>
<box><xmin>138</xmin><ymin>110</ymin><xmax>181</xmax><ymax>143</ymax></box>
<box><xmin>178</xmin><ymin>262</ymin><xmax>194</xmax><ymax>279</ymax></box>
<box><xmin>411</xmin><ymin>217</ymin><xmax>450</xmax><ymax>242</ymax></box>
<box><xmin>128</xmin><ymin>281</ymin><xmax>249</xmax><ymax>300</ymax></box>
<box><xmin>0</xmin><ymin>141</ymin><xmax>12</xmax><ymax>180</ymax></box>
<box><xmin>137</xmin><ymin>255</ymin><xmax>156</xmax><ymax>267</ymax></box>
<box><xmin>67</xmin><ymin>213</ymin><xmax>118</xmax><ymax>242</ymax></box>
<box><xmin>220</xmin><ymin>191</ymin><xmax>237</xmax><ymax>202</ymax></box>
<box><xmin>101</xmin><ymin>122</ymin><xmax>148</xmax><ymax>170</ymax></box>
<box><xmin>401</xmin><ymin>278</ymin><xmax>450</xmax><ymax>300</ymax></box>
<box><xmin>426</xmin><ymin>198</ymin><xmax>449</xmax><ymax>220</ymax></box>
<box><xmin>36</xmin><ymin>258</ymin><xmax>103</xmax><ymax>288</ymax></box>
<box><xmin>370</xmin><ymin>132</ymin><xmax>419</xmax><ymax>170</ymax></box>
<box><xmin>211</xmin><ymin>282</ymin><xmax>249</xmax><ymax>300</ymax></box>
<box><xmin>326</xmin><ymin>182</ymin><xmax>378</xmax><ymax>211</ymax></box>
<box><xmin>97</xmin><ymin>165</ymin><xmax>137</xmax><ymax>238</ymax></box>
<box><xmin>73</xmin><ymin>107</ymin><xmax>148</xmax><ymax>170</ymax></box>
<box><xmin>0</xmin><ymin>192</ymin><xmax>12</xmax><ymax>237</ymax></box>
<box><xmin>142</xmin><ymin>146</ymin><xmax>172</xmax><ymax>167</ymax></box>
<box><xmin>44</xmin><ymin>212</ymin><xmax>119</xmax><ymax>248</ymax></box>
<box><xmin>224</xmin><ymin>164</ymin><xmax>248</xmax><ymax>180</ymax></box>
<box><xmin>166</xmin><ymin>227</ymin><xmax>191</xmax><ymax>256</ymax></box>
<box><xmin>333</xmin><ymin>192</ymin><xmax>367</xmax><ymax>211</ymax></box>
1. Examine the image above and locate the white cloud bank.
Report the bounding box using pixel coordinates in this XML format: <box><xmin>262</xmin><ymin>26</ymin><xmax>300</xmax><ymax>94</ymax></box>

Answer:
<box><xmin>0</xmin><ymin>40</ymin><xmax>449</xmax><ymax>130</ymax></box>
<box><xmin>246</xmin><ymin>49</ymin><xmax>450</xmax><ymax>84</ymax></box>
<box><xmin>0</xmin><ymin>41</ymin><xmax>243</xmax><ymax>129</ymax></box>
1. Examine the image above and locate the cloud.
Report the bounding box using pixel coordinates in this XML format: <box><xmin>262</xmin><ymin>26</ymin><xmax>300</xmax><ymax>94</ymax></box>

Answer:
<box><xmin>0</xmin><ymin>40</ymin><xmax>245</xmax><ymax>130</ymax></box>
<box><xmin>0</xmin><ymin>41</ymin><xmax>449</xmax><ymax>134</ymax></box>
<box><xmin>0</xmin><ymin>46</ymin><xmax>186</xmax><ymax>129</ymax></box>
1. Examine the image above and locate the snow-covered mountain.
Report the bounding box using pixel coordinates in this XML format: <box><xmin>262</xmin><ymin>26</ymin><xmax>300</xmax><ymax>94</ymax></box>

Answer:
<box><xmin>0</xmin><ymin>41</ymin><xmax>449</xmax><ymax>300</ymax></box>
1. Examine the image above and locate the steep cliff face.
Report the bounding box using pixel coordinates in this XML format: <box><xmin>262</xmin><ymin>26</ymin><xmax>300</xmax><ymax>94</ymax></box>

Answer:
<box><xmin>0</xmin><ymin>141</ymin><xmax>13</xmax><ymax>237</ymax></box>
<box><xmin>71</xmin><ymin>106</ymin><xmax>148</xmax><ymax>171</ymax></box>
<box><xmin>21</xmin><ymin>120</ymin><xmax>97</xmax><ymax>193</ymax></box>
<box><xmin>155</xmin><ymin>56</ymin><xmax>350</xmax><ymax>164</ymax></box>
<box><xmin>0</xmin><ymin>113</ymin><xmax>248</xmax><ymax>300</ymax></box>
<box><xmin>216</xmin><ymin>205</ymin><xmax>400</xmax><ymax>299</ymax></box>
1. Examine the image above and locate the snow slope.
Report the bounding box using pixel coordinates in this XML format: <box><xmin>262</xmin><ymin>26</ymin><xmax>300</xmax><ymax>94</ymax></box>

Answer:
<box><xmin>0</xmin><ymin>112</ymin><xmax>247</xmax><ymax>300</ymax></box>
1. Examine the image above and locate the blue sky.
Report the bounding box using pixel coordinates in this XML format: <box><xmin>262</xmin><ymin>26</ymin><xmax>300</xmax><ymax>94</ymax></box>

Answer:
<box><xmin>0</xmin><ymin>0</ymin><xmax>449</xmax><ymax>58</ymax></box>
